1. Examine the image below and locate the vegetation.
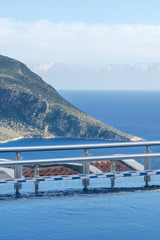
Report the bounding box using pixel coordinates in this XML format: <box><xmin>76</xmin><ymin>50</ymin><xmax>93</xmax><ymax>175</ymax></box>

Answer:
<box><xmin>0</xmin><ymin>54</ymin><xmax>141</xmax><ymax>142</ymax></box>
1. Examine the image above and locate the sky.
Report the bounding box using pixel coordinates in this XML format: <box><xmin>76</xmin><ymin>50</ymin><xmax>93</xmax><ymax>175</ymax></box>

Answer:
<box><xmin>1</xmin><ymin>0</ymin><xmax>160</xmax><ymax>90</ymax></box>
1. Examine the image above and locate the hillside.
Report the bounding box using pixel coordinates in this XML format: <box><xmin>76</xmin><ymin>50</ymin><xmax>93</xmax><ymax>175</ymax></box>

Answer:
<box><xmin>0</xmin><ymin>54</ymin><xmax>141</xmax><ymax>142</ymax></box>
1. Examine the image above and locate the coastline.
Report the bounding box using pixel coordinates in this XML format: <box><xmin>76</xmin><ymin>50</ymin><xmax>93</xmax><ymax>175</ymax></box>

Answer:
<box><xmin>0</xmin><ymin>136</ymin><xmax>25</xmax><ymax>144</ymax></box>
<box><xmin>130</xmin><ymin>136</ymin><xmax>143</xmax><ymax>142</ymax></box>
<box><xmin>0</xmin><ymin>135</ymin><xmax>143</xmax><ymax>144</ymax></box>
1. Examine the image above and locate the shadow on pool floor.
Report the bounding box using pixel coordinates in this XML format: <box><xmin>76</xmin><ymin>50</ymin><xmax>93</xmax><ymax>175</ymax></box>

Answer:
<box><xmin>1</xmin><ymin>185</ymin><xmax>160</xmax><ymax>201</ymax></box>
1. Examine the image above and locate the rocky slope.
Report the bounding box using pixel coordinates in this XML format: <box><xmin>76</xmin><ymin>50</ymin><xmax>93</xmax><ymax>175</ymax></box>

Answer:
<box><xmin>0</xmin><ymin>54</ymin><xmax>141</xmax><ymax>142</ymax></box>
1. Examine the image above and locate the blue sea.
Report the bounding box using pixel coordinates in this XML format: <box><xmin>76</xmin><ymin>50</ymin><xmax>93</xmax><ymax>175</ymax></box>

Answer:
<box><xmin>1</xmin><ymin>90</ymin><xmax>160</xmax><ymax>240</ymax></box>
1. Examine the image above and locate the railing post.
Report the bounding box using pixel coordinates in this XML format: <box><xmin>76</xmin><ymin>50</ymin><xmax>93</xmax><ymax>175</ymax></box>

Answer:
<box><xmin>144</xmin><ymin>145</ymin><xmax>151</xmax><ymax>187</ymax></box>
<box><xmin>34</xmin><ymin>165</ymin><xmax>40</xmax><ymax>195</ymax></box>
<box><xmin>83</xmin><ymin>149</ymin><xmax>90</xmax><ymax>190</ymax></box>
<box><xmin>14</xmin><ymin>152</ymin><xmax>22</xmax><ymax>195</ymax></box>
<box><xmin>111</xmin><ymin>160</ymin><xmax>115</xmax><ymax>189</ymax></box>
<box><xmin>34</xmin><ymin>165</ymin><xmax>40</xmax><ymax>178</ymax></box>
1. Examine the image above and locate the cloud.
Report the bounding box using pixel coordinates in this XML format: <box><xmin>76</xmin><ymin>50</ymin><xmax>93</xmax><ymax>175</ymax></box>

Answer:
<box><xmin>107</xmin><ymin>65</ymin><xmax>112</xmax><ymax>71</ymax></box>
<box><xmin>0</xmin><ymin>18</ymin><xmax>160</xmax><ymax>66</ymax></box>
<box><xmin>34</xmin><ymin>62</ymin><xmax>55</xmax><ymax>72</ymax></box>
<box><xmin>139</xmin><ymin>63</ymin><xmax>148</xmax><ymax>72</ymax></box>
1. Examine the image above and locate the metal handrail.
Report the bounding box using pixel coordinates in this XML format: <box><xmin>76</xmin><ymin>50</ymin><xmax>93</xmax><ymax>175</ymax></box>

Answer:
<box><xmin>0</xmin><ymin>152</ymin><xmax>158</xmax><ymax>167</ymax></box>
<box><xmin>0</xmin><ymin>141</ymin><xmax>160</xmax><ymax>153</ymax></box>
<box><xmin>0</xmin><ymin>141</ymin><xmax>159</xmax><ymax>193</ymax></box>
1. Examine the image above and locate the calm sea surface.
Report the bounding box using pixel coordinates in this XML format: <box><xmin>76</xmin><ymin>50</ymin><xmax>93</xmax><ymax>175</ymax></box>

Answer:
<box><xmin>59</xmin><ymin>90</ymin><xmax>160</xmax><ymax>141</ymax></box>
<box><xmin>1</xmin><ymin>90</ymin><xmax>160</xmax><ymax>240</ymax></box>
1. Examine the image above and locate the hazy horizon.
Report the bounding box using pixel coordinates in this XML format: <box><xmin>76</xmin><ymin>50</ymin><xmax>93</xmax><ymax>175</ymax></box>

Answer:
<box><xmin>1</xmin><ymin>0</ymin><xmax>160</xmax><ymax>90</ymax></box>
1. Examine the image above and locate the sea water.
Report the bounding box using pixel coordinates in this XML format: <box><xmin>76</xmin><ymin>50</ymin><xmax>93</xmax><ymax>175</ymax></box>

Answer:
<box><xmin>1</xmin><ymin>90</ymin><xmax>160</xmax><ymax>240</ymax></box>
<box><xmin>59</xmin><ymin>90</ymin><xmax>160</xmax><ymax>141</ymax></box>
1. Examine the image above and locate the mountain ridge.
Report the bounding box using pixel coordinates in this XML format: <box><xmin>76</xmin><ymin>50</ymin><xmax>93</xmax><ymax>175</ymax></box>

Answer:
<box><xmin>0</xmin><ymin>54</ymin><xmax>142</xmax><ymax>142</ymax></box>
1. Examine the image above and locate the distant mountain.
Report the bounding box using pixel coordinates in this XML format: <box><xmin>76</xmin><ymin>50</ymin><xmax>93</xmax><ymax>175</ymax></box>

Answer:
<box><xmin>0</xmin><ymin>55</ymin><xmax>141</xmax><ymax>142</ymax></box>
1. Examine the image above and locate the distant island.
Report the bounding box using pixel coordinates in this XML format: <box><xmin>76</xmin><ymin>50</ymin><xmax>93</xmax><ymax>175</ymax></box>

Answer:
<box><xmin>0</xmin><ymin>54</ymin><xmax>142</xmax><ymax>143</ymax></box>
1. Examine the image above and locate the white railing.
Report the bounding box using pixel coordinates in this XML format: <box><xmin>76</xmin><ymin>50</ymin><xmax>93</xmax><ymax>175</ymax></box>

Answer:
<box><xmin>0</xmin><ymin>140</ymin><xmax>160</xmax><ymax>152</ymax></box>
<box><xmin>0</xmin><ymin>141</ymin><xmax>160</xmax><ymax>194</ymax></box>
